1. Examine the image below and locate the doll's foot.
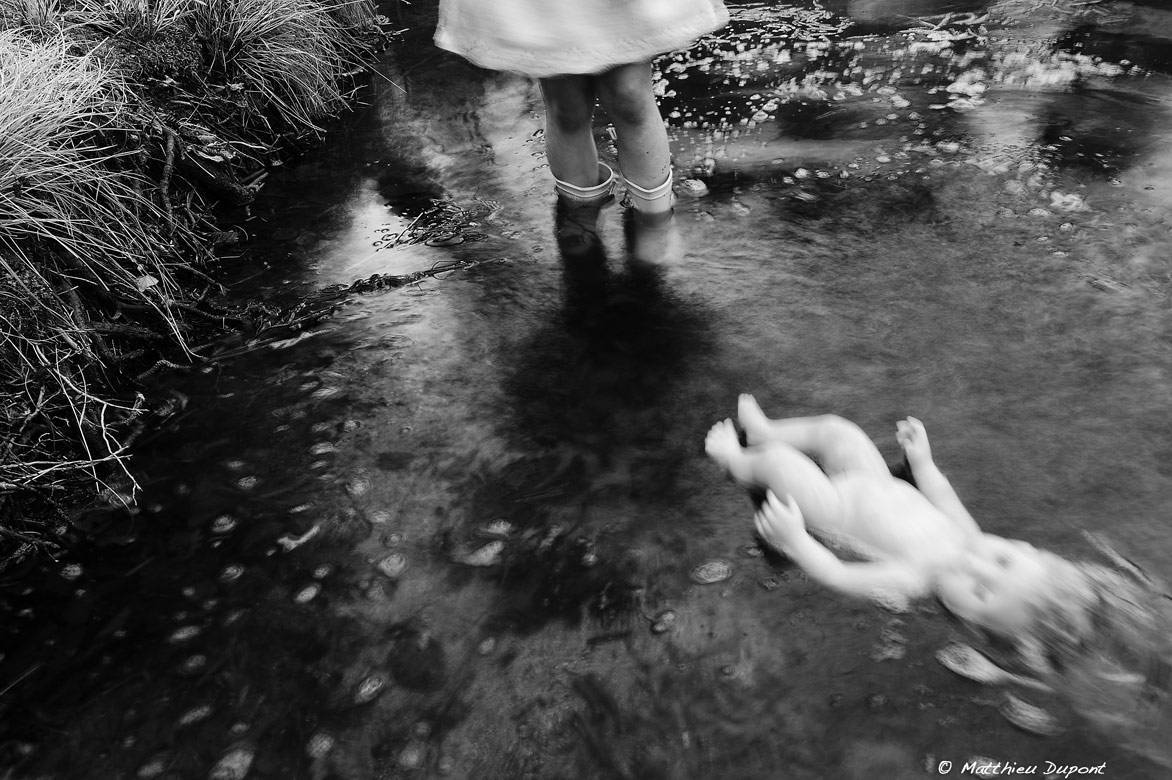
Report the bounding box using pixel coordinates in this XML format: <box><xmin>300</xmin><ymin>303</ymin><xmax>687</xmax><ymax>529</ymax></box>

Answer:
<box><xmin>737</xmin><ymin>394</ymin><xmax>771</xmax><ymax>446</ymax></box>
<box><xmin>704</xmin><ymin>418</ymin><xmax>743</xmax><ymax>471</ymax></box>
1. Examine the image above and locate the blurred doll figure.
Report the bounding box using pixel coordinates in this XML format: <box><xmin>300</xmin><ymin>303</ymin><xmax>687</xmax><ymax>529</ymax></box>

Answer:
<box><xmin>435</xmin><ymin>0</ymin><xmax>728</xmax><ymax>262</ymax></box>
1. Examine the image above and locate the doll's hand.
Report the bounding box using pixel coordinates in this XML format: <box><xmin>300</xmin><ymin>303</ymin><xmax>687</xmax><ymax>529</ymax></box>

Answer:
<box><xmin>896</xmin><ymin>416</ymin><xmax>932</xmax><ymax>466</ymax></box>
<box><xmin>754</xmin><ymin>490</ymin><xmax>806</xmax><ymax>553</ymax></box>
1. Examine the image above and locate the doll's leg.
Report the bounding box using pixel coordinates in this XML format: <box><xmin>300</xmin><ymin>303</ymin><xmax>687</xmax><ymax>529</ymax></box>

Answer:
<box><xmin>594</xmin><ymin>62</ymin><xmax>674</xmax><ymax>217</ymax></box>
<box><xmin>736</xmin><ymin>395</ymin><xmax>888</xmax><ymax>479</ymax></box>
<box><xmin>705</xmin><ymin>419</ymin><xmax>846</xmax><ymax>530</ymax></box>
<box><xmin>539</xmin><ymin>75</ymin><xmax>606</xmax><ymax>192</ymax></box>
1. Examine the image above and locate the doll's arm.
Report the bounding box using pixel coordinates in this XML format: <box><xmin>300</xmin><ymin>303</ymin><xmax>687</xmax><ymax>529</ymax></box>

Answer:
<box><xmin>755</xmin><ymin>491</ymin><xmax>927</xmax><ymax>598</ymax></box>
<box><xmin>896</xmin><ymin>417</ymin><xmax>981</xmax><ymax>537</ymax></box>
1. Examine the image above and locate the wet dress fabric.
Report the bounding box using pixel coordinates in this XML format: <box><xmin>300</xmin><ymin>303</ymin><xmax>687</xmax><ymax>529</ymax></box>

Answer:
<box><xmin>434</xmin><ymin>0</ymin><xmax>729</xmax><ymax>77</ymax></box>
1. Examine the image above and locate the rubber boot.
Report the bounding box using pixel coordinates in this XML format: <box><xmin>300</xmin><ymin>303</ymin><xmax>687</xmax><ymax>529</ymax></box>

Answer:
<box><xmin>553</xmin><ymin>161</ymin><xmax>616</xmax><ymax>259</ymax></box>
<box><xmin>622</xmin><ymin>170</ymin><xmax>678</xmax><ymax>265</ymax></box>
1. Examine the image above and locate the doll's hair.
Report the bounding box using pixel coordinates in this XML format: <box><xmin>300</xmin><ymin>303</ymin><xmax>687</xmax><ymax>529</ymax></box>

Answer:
<box><xmin>967</xmin><ymin>549</ymin><xmax>1172</xmax><ymax>768</ymax></box>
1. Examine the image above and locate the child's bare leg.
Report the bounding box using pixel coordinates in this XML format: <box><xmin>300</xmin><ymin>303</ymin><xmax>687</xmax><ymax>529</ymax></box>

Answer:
<box><xmin>737</xmin><ymin>394</ymin><xmax>888</xmax><ymax>479</ymax></box>
<box><xmin>705</xmin><ymin>419</ymin><xmax>847</xmax><ymax>530</ymax></box>
<box><xmin>539</xmin><ymin>76</ymin><xmax>602</xmax><ymax>190</ymax></box>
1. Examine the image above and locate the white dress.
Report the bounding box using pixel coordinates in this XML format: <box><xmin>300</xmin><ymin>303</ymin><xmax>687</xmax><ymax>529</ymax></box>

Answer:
<box><xmin>435</xmin><ymin>0</ymin><xmax>729</xmax><ymax>77</ymax></box>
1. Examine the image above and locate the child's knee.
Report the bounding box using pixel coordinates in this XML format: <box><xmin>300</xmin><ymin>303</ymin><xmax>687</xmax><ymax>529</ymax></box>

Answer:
<box><xmin>596</xmin><ymin>70</ymin><xmax>655</xmax><ymax>126</ymax></box>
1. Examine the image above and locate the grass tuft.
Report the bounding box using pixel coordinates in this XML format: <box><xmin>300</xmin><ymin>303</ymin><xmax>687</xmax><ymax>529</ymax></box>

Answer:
<box><xmin>190</xmin><ymin>0</ymin><xmax>372</xmax><ymax>134</ymax></box>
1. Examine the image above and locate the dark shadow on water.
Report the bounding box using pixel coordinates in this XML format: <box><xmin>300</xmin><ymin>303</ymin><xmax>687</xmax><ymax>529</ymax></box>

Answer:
<box><xmin>441</xmin><ymin>202</ymin><xmax>718</xmax><ymax>637</ymax></box>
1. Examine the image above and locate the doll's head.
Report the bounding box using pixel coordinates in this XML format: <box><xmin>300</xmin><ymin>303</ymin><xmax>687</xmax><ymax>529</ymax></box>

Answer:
<box><xmin>934</xmin><ymin>536</ymin><xmax>1062</xmax><ymax>638</ymax></box>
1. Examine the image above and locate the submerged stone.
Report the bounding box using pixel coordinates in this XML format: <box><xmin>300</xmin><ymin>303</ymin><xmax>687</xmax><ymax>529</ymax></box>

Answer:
<box><xmin>179</xmin><ymin>654</ymin><xmax>208</xmax><ymax>674</ymax></box>
<box><xmin>178</xmin><ymin>705</ymin><xmax>214</xmax><ymax>727</ymax></box>
<box><xmin>306</xmin><ymin>732</ymin><xmax>335</xmax><ymax>758</ymax></box>
<box><xmin>354</xmin><ymin>675</ymin><xmax>387</xmax><ymax>704</ymax></box>
<box><xmin>211</xmin><ymin>515</ymin><xmax>237</xmax><ymax>534</ymax></box>
<box><xmin>219</xmin><ymin>565</ymin><xmax>244</xmax><ymax>583</ymax></box>
<box><xmin>208</xmin><ymin>746</ymin><xmax>254</xmax><ymax>780</ymax></box>
<box><xmin>650</xmin><ymin>609</ymin><xmax>677</xmax><ymax>634</ymax></box>
<box><xmin>168</xmin><ymin>625</ymin><xmax>202</xmax><ymax>643</ymax></box>
<box><xmin>453</xmin><ymin>540</ymin><xmax>504</xmax><ymax>568</ymax></box>
<box><xmin>293</xmin><ymin>583</ymin><xmax>321</xmax><ymax>603</ymax></box>
<box><xmin>689</xmin><ymin>559</ymin><xmax>733</xmax><ymax>584</ymax></box>
<box><xmin>1000</xmin><ymin>693</ymin><xmax>1063</xmax><ymax>736</ymax></box>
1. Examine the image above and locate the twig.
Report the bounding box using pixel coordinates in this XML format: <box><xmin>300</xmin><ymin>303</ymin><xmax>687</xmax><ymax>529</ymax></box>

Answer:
<box><xmin>160</xmin><ymin>128</ymin><xmax>177</xmax><ymax>236</ymax></box>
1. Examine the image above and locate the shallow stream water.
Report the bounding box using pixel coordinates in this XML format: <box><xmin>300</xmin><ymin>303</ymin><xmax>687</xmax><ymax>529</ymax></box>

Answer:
<box><xmin>5</xmin><ymin>1</ymin><xmax>1172</xmax><ymax>778</ymax></box>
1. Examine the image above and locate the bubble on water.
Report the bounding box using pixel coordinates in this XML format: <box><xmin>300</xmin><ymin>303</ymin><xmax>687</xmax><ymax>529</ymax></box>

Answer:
<box><xmin>61</xmin><ymin>563</ymin><xmax>83</xmax><ymax>581</ymax></box>
<box><xmin>178</xmin><ymin>704</ymin><xmax>214</xmax><ymax>727</ymax></box>
<box><xmin>311</xmin><ymin>387</ymin><xmax>341</xmax><ymax>401</ymax></box>
<box><xmin>354</xmin><ymin>675</ymin><xmax>387</xmax><ymax>704</ymax></box>
<box><xmin>169</xmin><ymin>625</ymin><xmax>203</xmax><ymax>643</ymax></box>
<box><xmin>758</xmin><ymin>576</ymin><xmax>782</xmax><ymax>591</ymax></box>
<box><xmin>224</xmin><ymin>459</ymin><xmax>246</xmax><ymax>471</ymax></box>
<box><xmin>228</xmin><ymin>723</ymin><xmax>250</xmax><ymax>738</ymax></box>
<box><xmin>346</xmin><ymin>478</ymin><xmax>370</xmax><ymax>497</ymax></box>
<box><xmin>477</xmin><ymin>637</ymin><xmax>496</xmax><ymax>655</ymax></box>
<box><xmin>306</xmin><ymin>732</ymin><xmax>335</xmax><ymax>758</ymax></box>
<box><xmin>343</xmin><ymin>419</ymin><xmax>361</xmax><ymax>432</ymax></box>
<box><xmin>211</xmin><ymin>515</ymin><xmax>237</xmax><ymax>534</ymax></box>
<box><xmin>313</xmin><ymin>564</ymin><xmax>332</xmax><ymax>579</ymax></box>
<box><xmin>369</xmin><ymin>509</ymin><xmax>392</xmax><ymax>525</ymax></box>
<box><xmin>219</xmin><ymin>564</ymin><xmax>244</xmax><ymax>583</ymax></box>
<box><xmin>876</xmin><ymin>155</ymin><xmax>891</xmax><ymax>164</ymax></box>
<box><xmin>208</xmin><ymin>746</ymin><xmax>254</xmax><ymax>780</ymax></box>
<box><xmin>291</xmin><ymin>503</ymin><xmax>313</xmax><ymax>513</ymax></box>
<box><xmin>737</xmin><ymin>543</ymin><xmax>764</xmax><ymax>558</ymax></box>
<box><xmin>376</xmin><ymin>553</ymin><xmax>408</xmax><ymax>579</ymax></box>
<box><xmin>678</xmin><ymin>178</ymin><xmax>709</xmax><ymax>197</ymax></box>
<box><xmin>179</xmin><ymin>654</ymin><xmax>207</xmax><ymax>674</ymax></box>
<box><xmin>1028</xmin><ymin>207</ymin><xmax>1051</xmax><ymax>218</ymax></box>
<box><xmin>293</xmin><ymin>583</ymin><xmax>322</xmax><ymax>604</ymax></box>
<box><xmin>236</xmin><ymin>476</ymin><xmax>258</xmax><ymax>490</ymax></box>
<box><xmin>690</xmin><ymin>559</ymin><xmax>733</xmax><ymax>584</ymax></box>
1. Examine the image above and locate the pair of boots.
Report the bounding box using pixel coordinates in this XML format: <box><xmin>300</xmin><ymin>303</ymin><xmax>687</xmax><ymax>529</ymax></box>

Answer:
<box><xmin>553</xmin><ymin>162</ymin><xmax>676</xmax><ymax>264</ymax></box>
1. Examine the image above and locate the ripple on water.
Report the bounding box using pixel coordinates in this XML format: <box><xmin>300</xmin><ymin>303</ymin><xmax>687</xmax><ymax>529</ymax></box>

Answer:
<box><xmin>376</xmin><ymin>553</ymin><xmax>408</xmax><ymax>579</ymax></box>
<box><xmin>219</xmin><ymin>565</ymin><xmax>244</xmax><ymax>583</ymax></box>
